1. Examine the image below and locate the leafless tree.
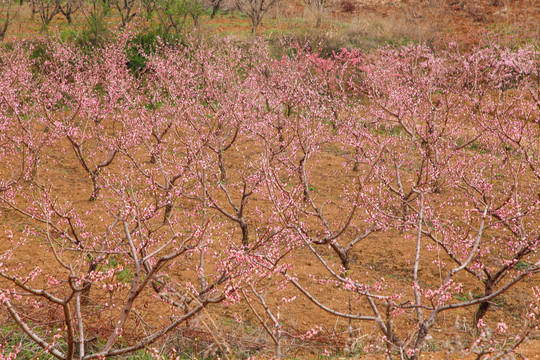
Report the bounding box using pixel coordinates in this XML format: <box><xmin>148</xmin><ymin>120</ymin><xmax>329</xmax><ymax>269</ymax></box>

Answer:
<box><xmin>111</xmin><ymin>0</ymin><xmax>140</xmax><ymax>26</ymax></box>
<box><xmin>32</xmin><ymin>0</ymin><xmax>61</xmax><ymax>26</ymax></box>
<box><xmin>0</xmin><ymin>0</ymin><xmax>16</xmax><ymax>41</ymax></box>
<box><xmin>209</xmin><ymin>0</ymin><xmax>222</xmax><ymax>18</ymax></box>
<box><xmin>303</xmin><ymin>0</ymin><xmax>332</xmax><ymax>28</ymax></box>
<box><xmin>235</xmin><ymin>0</ymin><xmax>278</xmax><ymax>34</ymax></box>
<box><xmin>79</xmin><ymin>0</ymin><xmax>108</xmax><ymax>21</ymax></box>
<box><xmin>59</xmin><ymin>0</ymin><xmax>81</xmax><ymax>24</ymax></box>
<box><xmin>141</xmin><ymin>0</ymin><xmax>156</xmax><ymax>18</ymax></box>
<box><xmin>155</xmin><ymin>0</ymin><xmax>202</xmax><ymax>35</ymax></box>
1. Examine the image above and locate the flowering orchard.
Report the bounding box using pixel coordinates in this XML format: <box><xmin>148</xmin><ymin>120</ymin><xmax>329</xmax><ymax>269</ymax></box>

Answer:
<box><xmin>0</xmin><ymin>36</ymin><xmax>539</xmax><ymax>359</ymax></box>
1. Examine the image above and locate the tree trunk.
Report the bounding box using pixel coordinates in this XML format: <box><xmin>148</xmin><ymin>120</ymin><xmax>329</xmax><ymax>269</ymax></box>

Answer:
<box><xmin>210</xmin><ymin>3</ymin><xmax>219</xmax><ymax>18</ymax></box>
<box><xmin>89</xmin><ymin>174</ymin><xmax>100</xmax><ymax>201</ymax></box>
<box><xmin>473</xmin><ymin>279</ymin><xmax>493</xmax><ymax>333</ymax></box>
<box><xmin>81</xmin><ymin>261</ymin><xmax>98</xmax><ymax>305</ymax></box>
<box><xmin>218</xmin><ymin>148</ymin><xmax>226</xmax><ymax>181</ymax></box>
<box><xmin>240</xmin><ymin>219</ymin><xmax>249</xmax><ymax>246</ymax></box>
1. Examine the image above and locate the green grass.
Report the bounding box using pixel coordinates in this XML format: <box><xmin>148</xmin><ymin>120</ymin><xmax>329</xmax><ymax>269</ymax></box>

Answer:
<box><xmin>514</xmin><ymin>261</ymin><xmax>532</xmax><ymax>271</ymax></box>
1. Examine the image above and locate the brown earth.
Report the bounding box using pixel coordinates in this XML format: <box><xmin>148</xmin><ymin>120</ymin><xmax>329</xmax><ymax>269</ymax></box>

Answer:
<box><xmin>1</xmin><ymin>1</ymin><xmax>540</xmax><ymax>358</ymax></box>
<box><xmin>3</xmin><ymin>0</ymin><xmax>539</xmax><ymax>47</ymax></box>
<box><xmin>2</xmin><ymin>128</ymin><xmax>540</xmax><ymax>358</ymax></box>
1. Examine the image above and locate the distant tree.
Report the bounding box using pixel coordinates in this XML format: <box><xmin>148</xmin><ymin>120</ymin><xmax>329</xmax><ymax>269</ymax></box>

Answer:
<box><xmin>32</xmin><ymin>0</ymin><xmax>61</xmax><ymax>26</ymax></box>
<box><xmin>59</xmin><ymin>0</ymin><xmax>81</xmax><ymax>24</ymax></box>
<box><xmin>235</xmin><ymin>0</ymin><xmax>278</xmax><ymax>34</ymax></box>
<box><xmin>141</xmin><ymin>0</ymin><xmax>157</xmax><ymax>18</ymax></box>
<box><xmin>110</xmin><ymin>0</ymin><xmax>140</xmax><ymax>26</ymax></box>
<box><xmin>303</xmin><ymin>0</ymin><xmax>332</xmax><ymax>28</ymax></box>
<box><xmin>156</xmin><ymin>0</ymin><xmax>203</xmax><ymax>34</ymax></box>
<box><xmin>78</xmin><ymin>0</ymin><xmax>112</xmax><ymax>44</ymax></box>
<box><xmin>0</xmin><ymin>0</ymin><xmax>16</xmax><ymax>41</ymax></box>
<box><xmin>209</xmin><ymin>0</ymin><xmax>222</xmax><ymax>18</ymax></box>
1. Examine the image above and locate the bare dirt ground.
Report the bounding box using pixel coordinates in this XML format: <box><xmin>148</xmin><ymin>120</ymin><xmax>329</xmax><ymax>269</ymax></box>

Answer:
<box><xmin>2</xmin><ymin>132</ymin><xmax>540</xmax><ymax>358</ymax></box>
<box><xmin>1</xmin><ymin>1</ymin><xmax>540</xmax><ymax>358</ymax></box>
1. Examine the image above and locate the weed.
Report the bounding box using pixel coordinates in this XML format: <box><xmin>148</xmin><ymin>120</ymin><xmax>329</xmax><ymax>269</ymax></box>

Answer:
<box><xmin>514</xmin><ymin>261</ymin><xmax>531</xmax><ymax>271</ymax></box>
